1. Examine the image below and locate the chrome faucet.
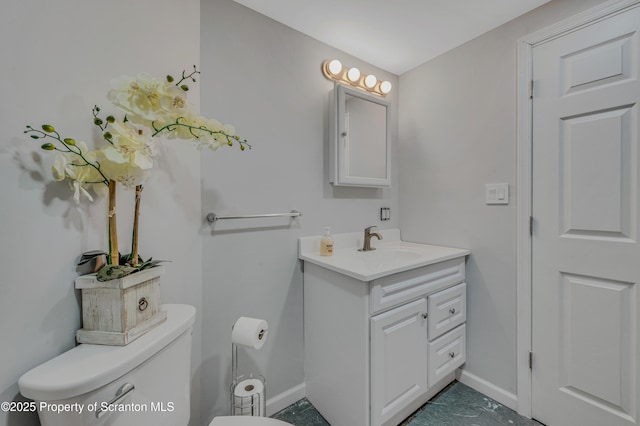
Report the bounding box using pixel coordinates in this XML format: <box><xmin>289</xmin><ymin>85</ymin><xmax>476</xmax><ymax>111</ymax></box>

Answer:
<box><xmin>360</xmin><ymin>226</ymin><xmax>382</xmax><ymax>251</ymax></box>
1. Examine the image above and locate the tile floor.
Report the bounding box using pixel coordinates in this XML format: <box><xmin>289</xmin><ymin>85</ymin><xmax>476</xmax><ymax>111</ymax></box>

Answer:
<box><xmin>272</xmin><ymin>382</ymin><xmax>544</xmax><ymax>426</ymax></box>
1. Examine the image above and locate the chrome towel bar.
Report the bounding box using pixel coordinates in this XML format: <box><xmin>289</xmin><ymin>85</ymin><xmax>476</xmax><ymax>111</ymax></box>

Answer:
<box><xmin>206</xmin><ymin>210</ymin><xmax>302</xmax><ymax>223</ymax></box>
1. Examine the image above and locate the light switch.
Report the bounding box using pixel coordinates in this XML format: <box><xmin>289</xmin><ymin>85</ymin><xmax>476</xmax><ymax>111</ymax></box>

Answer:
<box><xmin>486</xmin><ymin>183</ymin><xmax>509</xmax><ymax>205</ymax></box>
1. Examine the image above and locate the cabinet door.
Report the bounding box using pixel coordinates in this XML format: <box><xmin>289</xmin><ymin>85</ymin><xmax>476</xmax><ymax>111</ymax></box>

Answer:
<box><xmin>370</xmin><ymin>298</ymin><xmax>428</xmax><ymax>426</ymax></box>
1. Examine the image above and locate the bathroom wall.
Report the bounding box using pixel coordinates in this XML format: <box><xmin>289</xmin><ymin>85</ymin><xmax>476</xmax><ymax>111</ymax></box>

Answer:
<box><xmin>0</xmin><ymin>1</ymin><xmax>203</xmax><ymax>425</ymax></box>
<box><xmin>199</xmin><ymin>0</ymin><xmax>399</xmax><ymax>422</ymax></box>
<box><xmin>398</xmin><ymin>0</ymin><xmax>608</xmax><ymax>402</ymax></box>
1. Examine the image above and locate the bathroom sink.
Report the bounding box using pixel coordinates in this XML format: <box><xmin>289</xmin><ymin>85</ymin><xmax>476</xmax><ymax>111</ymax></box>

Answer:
<box><xmin>357</xmin><ymin>247</ymin><xmax>423</xmax><ymax>269</ymax></box>
<box><xmin>299</xmin><ymin>229</ymin><xmax>470</xmax><ymax>281</ymax></box>
<box><xmin>366</xmin><ymin>247</ymin><xmax>423</xmax><ymax>260</ymax></box>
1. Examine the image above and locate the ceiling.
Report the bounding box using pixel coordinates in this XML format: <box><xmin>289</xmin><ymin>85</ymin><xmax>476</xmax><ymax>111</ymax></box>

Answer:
<box><xmin>232</xmin><ymin>0</ymin><xmax>553</xmax><ymax>75</ymax></box>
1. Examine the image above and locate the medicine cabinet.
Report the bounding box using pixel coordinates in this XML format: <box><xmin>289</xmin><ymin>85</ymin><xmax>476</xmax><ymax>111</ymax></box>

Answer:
<box><xmin>329</xmin><ymin>84</ymin><xmax>391</xmax><ymax>187</ymax></box>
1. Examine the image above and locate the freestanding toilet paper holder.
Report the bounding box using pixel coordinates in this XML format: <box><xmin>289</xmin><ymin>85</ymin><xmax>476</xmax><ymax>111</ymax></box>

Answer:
<box><xmin>230</xmin><ymin>329</ymin><xmax>267</xmax><ymax>416</ymax></box>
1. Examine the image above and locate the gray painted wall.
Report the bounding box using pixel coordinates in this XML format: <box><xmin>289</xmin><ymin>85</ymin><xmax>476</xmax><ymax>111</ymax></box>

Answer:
<box><xmin>199</xmin><ymin>0</ymin><xmax>399</xmax><ymax>422</ymax></box>
<box><xmin>398</xmin><ymin>0</ymin><xmax>608</xmax><ymax>396</ymax></box>
<box><xmin>0</xmin><ymin>1</ymin><xmax>202</xmax><ymax>425</ymax></box>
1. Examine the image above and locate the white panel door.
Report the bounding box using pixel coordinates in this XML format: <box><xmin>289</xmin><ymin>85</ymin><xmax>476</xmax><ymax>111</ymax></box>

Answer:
<box><xmin>370</xmin><ymin>298</ymin><xmax>428</xmax><ymax>426</ymax></box>
<box><xmin>532</xmin><ymin>5</ymin><xmax>640</xmax><ymax>426</ymax></box>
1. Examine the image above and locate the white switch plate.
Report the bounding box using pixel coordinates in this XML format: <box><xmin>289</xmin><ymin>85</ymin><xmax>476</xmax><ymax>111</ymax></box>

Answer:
<box><xmin>486</xmin><ymin>183</ymin><xmax>509</xmax><ymax>205</ymax></box>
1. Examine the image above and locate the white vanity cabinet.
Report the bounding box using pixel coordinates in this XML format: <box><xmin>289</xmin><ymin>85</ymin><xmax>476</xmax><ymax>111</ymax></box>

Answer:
<box><xmin>302</xmin><ymin>252</ymin><xmax>468</xmax><ymax>426</ymax></box>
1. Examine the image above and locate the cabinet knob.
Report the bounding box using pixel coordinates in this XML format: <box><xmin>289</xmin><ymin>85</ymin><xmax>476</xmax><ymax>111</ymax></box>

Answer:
<box><xmin>449</xmin><ymin>352</ymin><xmax>455</xmax><ymax>358</ymax></box>
<box><xmin>422</xmin><ymin>313</ymin><xmax>428</xmax><ymax>319</ymax></box>
<box><xmin>449</xmin><ymin>308</ymin><xmax>456</xmax><ymax>315</ymax></box>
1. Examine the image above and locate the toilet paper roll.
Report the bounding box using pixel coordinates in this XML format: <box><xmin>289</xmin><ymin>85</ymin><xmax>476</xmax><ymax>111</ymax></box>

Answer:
<box><xmin>232</xmin><ymin>317</ymin><xmax>268</xmax><ymax>349</ymax></box>
<box><xmin>233</xmin><ymin>378</ymin><xmax>265</xmax><ymax>416</ymax></box>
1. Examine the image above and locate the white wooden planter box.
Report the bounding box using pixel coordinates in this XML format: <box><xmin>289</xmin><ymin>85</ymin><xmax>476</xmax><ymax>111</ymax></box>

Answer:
<box><xmin>75</xmin><ymin>265</ymin><xmax>166</xmax><ymax>346</ymax></box>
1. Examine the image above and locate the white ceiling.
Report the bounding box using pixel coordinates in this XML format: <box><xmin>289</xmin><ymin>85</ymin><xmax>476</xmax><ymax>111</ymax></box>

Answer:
<box><xmin>233</xmin><ymin>0</ymin><xmax>552</xmax><ymax>75</ymax></box>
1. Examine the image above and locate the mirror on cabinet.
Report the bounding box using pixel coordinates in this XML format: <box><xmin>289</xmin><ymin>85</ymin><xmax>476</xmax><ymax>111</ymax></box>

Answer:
<box><xmin>330</xmin><ymin>84</ymin><xmax>391</xmax><ymax>187</ymax></box>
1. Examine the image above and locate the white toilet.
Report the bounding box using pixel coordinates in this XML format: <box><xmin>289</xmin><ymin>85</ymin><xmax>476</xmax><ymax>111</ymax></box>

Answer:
<box><xmin>18</xmin><ymin>304</ymin><xmax>292</xmax><ymax>426</ymax></box>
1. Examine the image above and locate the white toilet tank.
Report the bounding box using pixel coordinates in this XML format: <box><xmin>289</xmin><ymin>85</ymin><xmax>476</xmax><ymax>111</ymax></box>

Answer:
<box><xmin>19</xmin><ymin>304</ymin><xmax>196</xmax><ymax>426</ymax></box>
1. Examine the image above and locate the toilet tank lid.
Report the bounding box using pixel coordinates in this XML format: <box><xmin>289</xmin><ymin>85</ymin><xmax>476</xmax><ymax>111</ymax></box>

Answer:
<box><xmin>210</xmin><ymin>417</ymin><xmax>293</xmax><ymax>426</ymax></box>
<box><xmin>18</xmin><ymin>304</ymin><xmax>196</xmax><ymax>401</ymax></box>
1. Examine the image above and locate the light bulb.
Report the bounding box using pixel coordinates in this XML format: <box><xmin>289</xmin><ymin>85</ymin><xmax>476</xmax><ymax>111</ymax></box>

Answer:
<box><xmin>364</xmin><ymin>74</ymin><xmax>377</xmax><ymax>88</ymax></box>
<box><xmin>347</xmin><ymin>67</ymin><xmax>360</xmax><ymax>82</ymax></box>
<box><xmin>327</xmin><ymin>59</ymin><xmax>342</xmax><ymax>76</ymax></box>
<box><xmin>380</xmin><ymin>81</ymin><xmax>392</xmax><ymax>94</ymax></box>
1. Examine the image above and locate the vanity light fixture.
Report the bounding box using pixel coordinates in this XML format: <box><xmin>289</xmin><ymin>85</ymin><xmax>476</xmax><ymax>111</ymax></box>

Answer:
<box><xmin>364</xmin><ymin>74</ymin><xmax>377</xmax><ymax>89</ymax></box>
<box><xmin>322</xmin><ymin>59</ymin><xmax>392</xmax><ymax>96</ymax></box>
<box><xmin>327</xmin><ymin>59</ymin><xmax>343</xmax><ymax>76</ymax></box>
<box><xmin>347</xmin><ymin>67</ymin><xmax>361</xmax><ymax>82</ymax></box>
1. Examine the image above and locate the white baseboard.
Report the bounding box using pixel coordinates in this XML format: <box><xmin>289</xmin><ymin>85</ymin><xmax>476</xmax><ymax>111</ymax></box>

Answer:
<box><xmin>266</xmin><ymin>382</ymin><xmax>306</xmax><ymax>417</ymax></box>
<box><xmin>265</xmin><ymin>374</ymin><xmax>517</xmax><ymax>418</ymax></box>
<box><xmin>456</xmin><ymin>369</ymin><xmax>518</xmax><ymax>411</ymax></box>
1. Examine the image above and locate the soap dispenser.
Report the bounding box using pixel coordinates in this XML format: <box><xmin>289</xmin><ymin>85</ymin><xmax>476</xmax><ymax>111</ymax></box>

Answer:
<box><xmin>320</xmin><ymin>227</ymin><xmax>334</xmax><ymax>256</ymax></box>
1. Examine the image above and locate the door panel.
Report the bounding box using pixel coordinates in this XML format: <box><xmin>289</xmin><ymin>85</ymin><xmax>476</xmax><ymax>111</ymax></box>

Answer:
<box><xmin>560</xmin><ymin>105</ymin><xmax>636</xmax><ymax>239</ymax></box>
<box><xmin>559</xmin><ymin>273</ymin><xmax>634</xmax><ymax>416</ymax></box>
<box><xmin>532</xmin><ymin>5</ymin><xmax>640</xmax><ymax>426</ymax></box>
<box><xmin>560</xmin><ymin>32</ymin><xmax>635</xmax><ymax>95</ymax></box>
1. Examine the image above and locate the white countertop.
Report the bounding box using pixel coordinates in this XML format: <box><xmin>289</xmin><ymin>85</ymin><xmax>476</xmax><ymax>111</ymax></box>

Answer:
<box><xmin>299</xmin><ymin>229</ymin><xmax>469</xmax><ymax>281</ymax></box>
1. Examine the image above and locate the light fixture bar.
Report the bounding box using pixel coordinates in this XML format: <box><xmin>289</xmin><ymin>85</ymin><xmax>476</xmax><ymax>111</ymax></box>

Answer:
<box><xmin>322</xmin><ymin>59</ymin><xmax>392</xmax><ymax>96</ymax></box>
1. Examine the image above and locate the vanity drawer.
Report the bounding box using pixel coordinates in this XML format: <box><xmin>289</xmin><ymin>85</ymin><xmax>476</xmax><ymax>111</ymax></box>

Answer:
<box><xmin>370</xmin><ymin>258</ymin><xmax>465</xmax><ymax>315</ymax></box>
<box><xmin>428</xmin><ymin>324</ymin><xmax>466</xmax><ymax>387</ymax></box>
<box><xmin>427</xmin><ymin>282</ymin><xmax>466</xmax><ymax>340</ymax></box>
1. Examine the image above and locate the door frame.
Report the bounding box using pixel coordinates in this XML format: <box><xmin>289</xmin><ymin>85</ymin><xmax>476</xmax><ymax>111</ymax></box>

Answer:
<box><xmin>515</xmin><ymin>0</ymin><xmax>640</xmax><ymax>418</ymax></box>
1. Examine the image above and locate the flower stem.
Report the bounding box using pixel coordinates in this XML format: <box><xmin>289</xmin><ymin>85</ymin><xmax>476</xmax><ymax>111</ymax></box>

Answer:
<box><xmin>175</xmin><ymin>65</ymin><xmax>200</xmax><ymax>86</ymax></box>
<box><xmin>108</xmin><ymin>180</ymin><xmax>119</xmax><ymax>265</ymax></box>
<box><xmin>24</xmin><ymin>126</ymin><xmax>110</xmax><ymax>186</ymax></box>
<box><xmin>131</xmin><ymin>185</ymin><xmax>143</xmax><ymax>267</ymax></box>
<box><xmin>151</xmin><ymin>119</ymin><xmax>252</xmax><ymax>150</ymax></box>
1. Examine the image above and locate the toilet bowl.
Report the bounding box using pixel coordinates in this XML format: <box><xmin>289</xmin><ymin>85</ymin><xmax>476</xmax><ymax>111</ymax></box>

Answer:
<box><xmin>19</xmin><ymin>304</ymin><xmax>293</xmax><ymax>426</ymax></box>
<box><xmin>210</xmin><ymin>416</ymin><xmax>292</xmax><ymax>425</ymax></box>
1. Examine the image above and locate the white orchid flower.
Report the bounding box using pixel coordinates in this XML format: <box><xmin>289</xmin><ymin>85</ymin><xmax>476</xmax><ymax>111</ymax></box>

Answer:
<box><xmin>99</xmin><ymin>121</ymin><xmax>157</xmax><ymax>189</ymax></box>
<box><xmin>108</xmin><ymin>73</ymin><xmax>188</xmax><ymax>125</ymax></box>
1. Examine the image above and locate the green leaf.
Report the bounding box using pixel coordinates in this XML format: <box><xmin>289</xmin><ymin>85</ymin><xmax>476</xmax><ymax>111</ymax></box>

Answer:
<box><xmin>42</xmin><ymin>124</ymin><xmax>55</xmax><ymax>133</ymax></box>
<box><xmin>96</xmin><ymin>264</ymin><xmax>137</xmax><ymax>282</ymax></box>
<box><xmin>41</xmin><ymin>143</ymin><xmax>55</xmax><ymax>150</ymax></box>
<box><xmin>137</xmin><ymin>259</ymin><xmax>168</xmax><ymax>271</ymax></box>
